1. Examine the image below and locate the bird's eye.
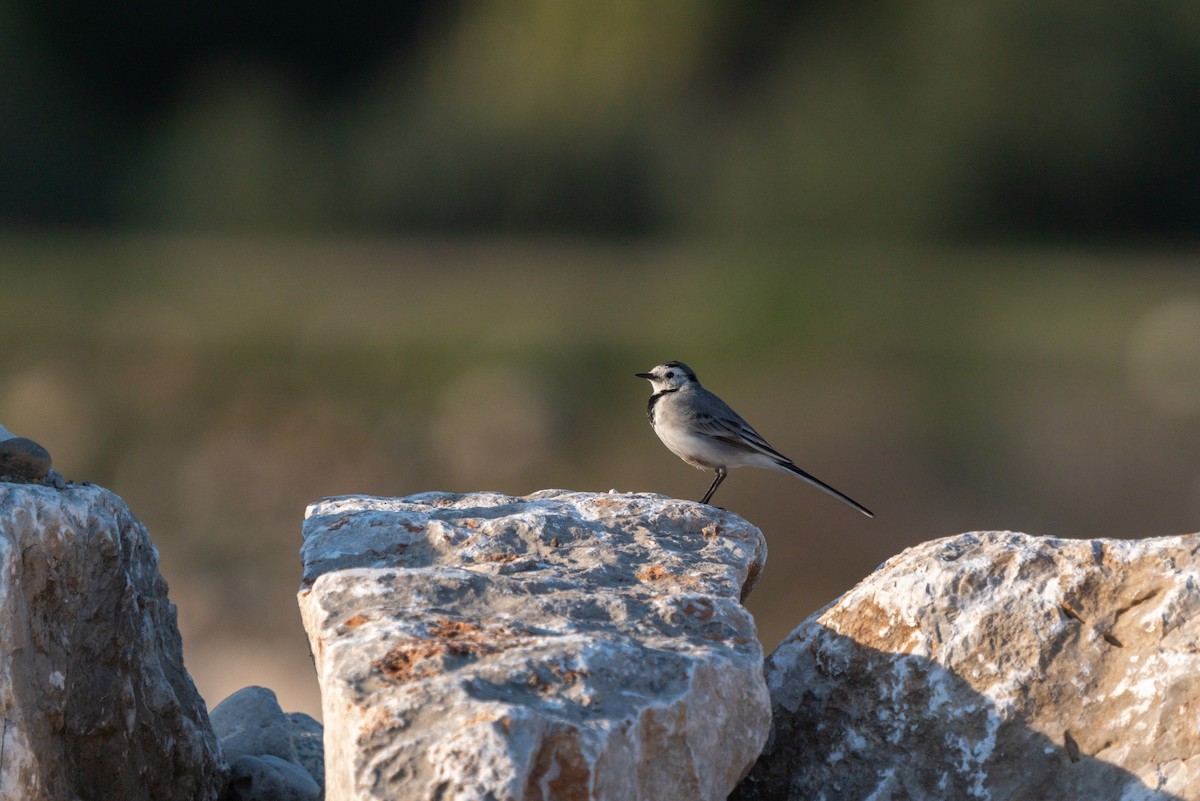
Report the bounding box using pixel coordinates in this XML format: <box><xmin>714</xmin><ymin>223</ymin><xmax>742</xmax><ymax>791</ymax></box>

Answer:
<box><xmin>665</xmin><ymin>371</ymin><xmax>675</xmax><ymax>378</ymax></box>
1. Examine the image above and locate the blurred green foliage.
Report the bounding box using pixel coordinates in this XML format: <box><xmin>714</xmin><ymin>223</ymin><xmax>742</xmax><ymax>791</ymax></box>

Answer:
<box><xmin>3</xmin><ymin>0</ymin><xmax>1200</xmax><ymax>240</ymax></box>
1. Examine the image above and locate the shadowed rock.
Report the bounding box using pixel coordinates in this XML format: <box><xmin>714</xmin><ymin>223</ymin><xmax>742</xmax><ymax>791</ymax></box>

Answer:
<box><xmin>224</xmin><ymin>755</ymin><xmax>321</xmax><ymax>801</ymax></box>
<box><xmin>0</xmin><ymin>437</ymin><xmax>52</xmax><ymax>483</ymax></box>
<box><xmin>299</xmin><ymin>490</ymin><xmax>769</xmax><ymax>801</ymax></box>
<box><xmin>211</xmin><ymin>685</ymin><xmax>324</xmax><ymax>798</ymax></box>
<box><xmin>0</xmin><ymin>482</ymin><xmax>225</xmax><ymax>800</ymax></box>
<box><xmin>733</xmin><ymin>531</ymin><xmax>1199</xmax><ymax>801</ymax></box>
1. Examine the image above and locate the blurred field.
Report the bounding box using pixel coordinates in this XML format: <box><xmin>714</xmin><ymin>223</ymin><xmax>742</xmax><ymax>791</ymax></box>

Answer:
<box><xmin>3</xmin><ymin>234</ymin><xmax>1200</xmax><ymax>717</ymax></box>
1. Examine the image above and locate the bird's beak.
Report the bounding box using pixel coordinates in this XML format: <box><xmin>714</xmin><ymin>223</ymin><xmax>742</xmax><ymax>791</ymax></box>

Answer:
<box><xmin>635</xmin><ymin>372</ymin><xmax>654</xmax><ymax>380</ymax></box>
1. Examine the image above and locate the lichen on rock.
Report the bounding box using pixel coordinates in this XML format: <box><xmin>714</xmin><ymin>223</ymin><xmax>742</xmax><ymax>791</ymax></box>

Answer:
<box><xmin>734</xmin><ymin>531</ymin><xmax>1200</xmax><ymax>801</ymax></box>
<box><xmin>299</xmin><ymin>490</ymin><xmax>770</xmax><ymax>801</ymax></box>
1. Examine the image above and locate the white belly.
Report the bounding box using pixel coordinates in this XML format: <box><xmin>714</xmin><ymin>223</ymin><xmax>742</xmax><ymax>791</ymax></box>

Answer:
<box><xmin>655</xmin><ymin>422</ymin><xmax>721</xmax><ymax>469</ymax></box>
<box><xmin>652</xmin><ymin>417</ymin><xmax>777</xmax><ymax>472</ymax></box>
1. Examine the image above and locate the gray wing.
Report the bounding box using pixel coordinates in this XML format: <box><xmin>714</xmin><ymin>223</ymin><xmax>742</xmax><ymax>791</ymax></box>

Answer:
<box><xmin>690</xmin><ymin>390</ymin><xmax>791</xmax><ymax>463</ymax></box>
<box><xmin>693</xmin><ymin>389</ymin><xmax>875</xmax><ymax>516</ymax></box>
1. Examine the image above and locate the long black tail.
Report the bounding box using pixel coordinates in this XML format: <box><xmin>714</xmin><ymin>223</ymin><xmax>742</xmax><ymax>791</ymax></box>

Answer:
<box><xmin>778</xmin><ymin>460</ymin><xmax>874</xmax><ymax>517</ymax></box>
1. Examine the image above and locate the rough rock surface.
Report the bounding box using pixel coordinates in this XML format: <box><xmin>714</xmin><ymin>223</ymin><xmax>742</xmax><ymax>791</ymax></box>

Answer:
<box><xmin>211</xmin><ymin>685</ymin><xmax>324</xmax><ymax>796</ymax></box>
<box><xmin>0</xmin><ymin>482</ymin><xmax>225</xmax><ymax>800</ymax></box>
<box><xmin>734</xmin><ymin>531</ymin><xmax>1200</xmax><ymax>801</ymax></box>
<box><xmin>299</xmin><ymin>490</ymin><xmax>769</xmax><ymax>801</ymax></box>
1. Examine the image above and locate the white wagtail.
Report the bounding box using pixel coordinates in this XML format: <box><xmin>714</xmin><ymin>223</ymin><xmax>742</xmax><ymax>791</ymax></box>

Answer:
<box><xmin>636</xmin><ymin>361</ymin><xmax>874</xmax><ymax>516</ymax></box>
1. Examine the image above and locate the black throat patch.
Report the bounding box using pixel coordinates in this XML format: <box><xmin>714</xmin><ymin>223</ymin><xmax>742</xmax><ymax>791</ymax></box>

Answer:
<box><xmin>647</xmin><ymin>387</ymin><xmax>679</xmax><ymax>425</ymax></box>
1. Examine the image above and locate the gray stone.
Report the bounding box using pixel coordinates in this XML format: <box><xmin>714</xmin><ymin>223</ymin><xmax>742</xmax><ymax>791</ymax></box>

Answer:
<box><xmin>287</xmin><ymin>712</ymin><xmax>325</xmax><ymax>791</ymax></box>
<box><xmin>0</xmin><ymin>482</ymin><xmax>225</xmax><ymax>800</ymax></box>
<box><xmin>0</xmin><ymin>436</ymin><xmax>52</xmax><ymax>483</ymax></box>
<box><xmin>299</xmin><ymin>490</ymin><xmax>770</xmax><ymax>801</ymax></box>
<box><xmin>734</xmin><ymin>531</ymin><xmax>1200</xmax><ymax>801</ymax></box>
<box><xmin>212</xmin><ymin>686</ymin><xmax>299</xmax><ymax>764</ymax></box>
<box><xmin>224</xmin><ymin>755</ymin><xmax>321</xmax><ymax>801</ymax></box>
<box><xmin>211</xmin><ymin>685</ymin><xmax>325</xmax><ymax>795</ymax></box>
<box><xmin>0</xmin><ymin>424</ymin><xmax>64</xmax><ymax>488</ymax></box>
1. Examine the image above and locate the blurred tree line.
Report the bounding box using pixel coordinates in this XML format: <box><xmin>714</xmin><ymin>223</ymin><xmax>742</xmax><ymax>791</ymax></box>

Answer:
<box><xmin>3</xmin><ymin>0</ymin><xmax>1199</xmax><ymax>241</ymax></box>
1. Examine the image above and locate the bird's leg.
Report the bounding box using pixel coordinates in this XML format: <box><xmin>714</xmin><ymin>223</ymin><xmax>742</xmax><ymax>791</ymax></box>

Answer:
<box><xmin>700</xmin><ymin>467</ymin><xmax>727</xmax><ymax>505</ymax></box>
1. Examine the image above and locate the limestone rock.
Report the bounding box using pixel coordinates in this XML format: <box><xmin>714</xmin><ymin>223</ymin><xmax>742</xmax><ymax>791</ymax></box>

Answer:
<box><xmin>734</xmin><ymin>531</ymin><xmax>1200</xmax><ymax>801</ymax></box>
<box><xmin>0</xmin><ymin>482</ymin><xmax>225</xmax><ymax>800</ymax></box>
<box><xmin>211</xmin><ymin>685</ymin><xmax>325</xmax><ymax>794</ymax></box>
<box><xmin>224</xmin><ymin>755</ymin><xmax>322</xmax><ymax>801</ymax></box>
<box><xmin>299</xmin><ymin>490</ymin><xmax>769</xmax><ymax>801</ymax></box>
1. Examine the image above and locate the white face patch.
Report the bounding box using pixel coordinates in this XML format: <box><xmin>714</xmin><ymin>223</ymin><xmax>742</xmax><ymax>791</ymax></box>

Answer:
<box><xmin>649</xmin><ymin>362</ymin><xmax>696</xmax><ymax>391</ymax></box>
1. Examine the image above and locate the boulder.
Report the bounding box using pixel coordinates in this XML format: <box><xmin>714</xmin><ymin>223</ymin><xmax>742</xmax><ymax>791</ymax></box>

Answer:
<box><xmin>734</xmin><ymin>531</ymin><xmax>1200</xmax><ymax>801</ymax></box>
<box><xmin>211</xmin><ymin>685</ymin><xmax>324</xmax><ymax>795</ymax></box>
<box><xmin>286</xmin><ymin>711</ymin><xmax>326</xmax><ymax>793</ymax></box>
<box><xmin>299</xmin><ymin>490</ymin><xmax>769</xmax><ymax>801</ymax></box>
<box><xmin>224</xmin><ymin>755</ymin><xmax>321</xmax><ymax>801</ymax></box>
<box><xmin>0</xmin><ymin>482</ymin><xmax>225</xmax><ymax>800</ymax></box>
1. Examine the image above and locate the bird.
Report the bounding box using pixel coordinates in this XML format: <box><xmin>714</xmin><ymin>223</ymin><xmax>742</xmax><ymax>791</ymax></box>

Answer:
<box><xmin>636</xmin><ymin>361</ymin><xmax>873</xmax><ymax>516</ymax></box>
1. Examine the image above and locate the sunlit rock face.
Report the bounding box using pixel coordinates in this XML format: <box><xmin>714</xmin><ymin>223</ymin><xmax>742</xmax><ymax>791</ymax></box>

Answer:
<box><xmin>734</xmin><ymin>531</ymin><xmax>1200</xmax><ymax>801</ymax></box>
<box><xmin>0</xmin><ymin>483</ymin><xmax>225</xmax><ymax>801</ymax></box>
<box><xmin>299</xmin><ymin>490</ymin><xmax>770</xmax><ymax>801</ymax></box>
